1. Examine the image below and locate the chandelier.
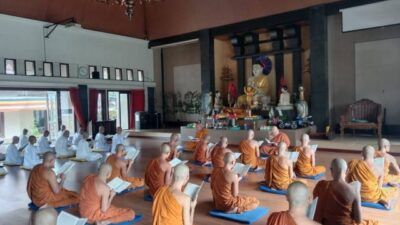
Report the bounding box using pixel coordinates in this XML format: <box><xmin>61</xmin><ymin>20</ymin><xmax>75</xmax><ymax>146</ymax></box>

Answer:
<box><xmin>96</xmin><ymin>0</ymin><xmax>156</xmax><ymax>20</ymax></box>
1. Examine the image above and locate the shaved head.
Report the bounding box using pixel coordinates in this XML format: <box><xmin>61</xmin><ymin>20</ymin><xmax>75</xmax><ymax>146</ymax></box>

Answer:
<box><xmin>116</xmin><ymin>144</ymin><xmax>125</xmax><ymax>153</ymax></box>
<box><xmin>362</xmin><ymin>145</ymin><xmax>375</xmax><ymax>160</ymax></box>
<box><xmin>219</xmin><ymin>136</ymin><xmax>228</xmax><ymax>147</ymax></box>
<box><xmin>287</xmin><ymin>181</ymin><xmax>309</xmax><ymax>208</ymax></box>
<box><xmin>223</xmin><ymin>152</ymin><xmax>235</xmax><ymax>166</ymax></box>
<box><xmin>331</xmin><ymin>158</ymin><xmax>347</xmax><ymax>180</ymax></box>
<box><xmin>173</xmin><ymin>164</ymin><xmax>189</xmax><ymax>182</ymax></box>
<box><xmin>43</xmin><ymin>152</ymin><xmax>56</xmax><ymax>162</ymax></box>
<box><xmin>29</xmin><ymin>135</ymin><xmax>36</xmax><ymax>144</ymax></box>
<box><xmin>301</xmin><ymin>133</ymin><xmax>310</xmax><ymax>144</ymax></box>
<box><xmin>34</xmin><ymin>207</ymin><xmax>57</xmax><ymax>225</ymax></box>
<box><xmin>23</xmin><ymin>129</ymin><xmax>28</xmax><ymax>135</ymax></box>
<box><xmin>170</xmin><ymin>133</ymin><xmax>180</xmax><ymax>142</ymax></box>
<box><xmin>203</xmin><ymin>134</ymin><xmax>211</xmax><ymax>142</ymax></box>
<box><xmin>278</xmin><ymin>142</ymin><xmax>287</xmax><ymax>155</ymax></box>
<box><xmin>12</xmin><ymin>136</ymin><xmax>19</xmax><ymax>144</ymax></box>
<box><xmin>98</xmin><ymin>163</ymin><xmax>112</xmax><ymax>177</ymax></box>
<box><xmin>379</xmin><ymin>138</ymin><xmax>390</xmax><ymax>152</ymax></box>
<box><xmin>247</xmin><ymin>129</ymin><xmax>255</xmax><ymax>139</ymax></box>
<box><xmin>271</xmin><ymin>126</ymin><xmax>279</xmax><ymax>135</ymax></box>
<box><xmin>160</xmin><ymin>143</ymin><xmax>171</xmax><ymax>154</ymax></box>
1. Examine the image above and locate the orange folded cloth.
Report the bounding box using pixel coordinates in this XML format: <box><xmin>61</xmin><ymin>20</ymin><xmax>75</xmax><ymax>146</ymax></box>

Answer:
<box><xmin>152</xmin><ymin>186</ymin><xmax>183</xmax><ymax>225</ymax></box>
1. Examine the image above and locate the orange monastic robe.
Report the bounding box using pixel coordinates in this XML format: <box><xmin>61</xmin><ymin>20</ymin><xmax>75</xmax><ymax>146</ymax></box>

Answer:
<box><xmin>145</xmin><ymin>159</ymin><xmax>166</xmax><ymax>197</ymax></box>
<box><xmin>294</xmin><ymin>146</ymin><xmax>326</xmax><ymax>176</ymax></box>
<box><xmin>267</xmin><ymin>211</ymin><xmax>297</xmax><ymax>225</ymax></box>
<box><xmin>265</xmin><ymin>156</ymin><xmax>293</xmax><ymax>190</ymax></box>
<box><xmin>239</xmin><ymin>140</ymin><xmax>265</xmax><ymax>169</ymax></box>
<box><xmin>211</xmin><ymin>146</ymin><xmax>225</xmax><ymax>168</ymax></box>
<box><xmin>193</xmin><ymin>140</ymin><xmax>209</xmax><ymax>164</ymax></box>
<box><xmin>184</xmin><ymin>128</ymin><xmax>208</xmax><ymax>151</ymax></box>
<box><xmin>27</xmin><ymin>164</ymin><xmax>78</xmax><ymax>208</ymax></box>
<box><xmin>260</xmin><ymin>132</ymin><xmax>291</xmax><ymax>155</ymax></box>
<box><xmin>375</xmin><ymin>151</ymin><xmax>400</xmax><ymax>184</ymax></box>
<box><xmin>211</xmin><ymin>167</ymin><xmax>259</xmax><ymax>213</ymax></box>
<box><xmin>346</xmin><ymin>160</ymin><xmax>397</xmax><ymax>203</ymax></box>
<box><xmin>106</xmin><ymin>154</ymin><xmax>144</xmax><ymax>188</ymax></box>
<box><xmin>152</xmin><ymin>186</ymin><xmax>183</xmax><ymax>225</ymax></box>
<box><xmin>313</xmin><ymin>180</ymin><xmax>380</xmax><ymax>225</ymax></box>
<box><xmin>79</xmin><ymin>174</ymin><xmax>135</xmax><ymax>224</ymax></box>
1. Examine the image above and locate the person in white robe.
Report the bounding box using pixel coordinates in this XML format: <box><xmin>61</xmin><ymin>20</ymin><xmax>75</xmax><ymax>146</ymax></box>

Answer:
<box><xmin>94</xmin><ymin>126</ymin><xmax>110</xmax><ymax>152</ymax></box>
<box><xmin>38</xmin><ymin>130</ymin><xmax>52</xmax><ymax>153</ymax></box>
<box><xmin>111</xmin><ymin>127</ymin><xmax>127</xmax><ymax>153</ymax></box>
<box><xmin>23</xmin><ymin>136</ymin><xmax>42</xmax><ymax>169</ymax></box>
<box><xmin>55</xmin><ymin>130</ymin><xmax>75</xmax><ymax>157</ymax></box>
<box><xmin>72</xmin><ymin>128</ymin><xmax>84</xmax><ymax>151</ymax></box>
<box><xmin>57</xmin><ymin>125</ymin><xmax>66</xmax><ymax>139</ymax></box>
<box><xmin>5</xmin><ymin>136</ymin><xmax>24</xmax><ymax>165</ymax></box>
<box><xmin>19</xmin><ymin>128</ymin><xmax>29</xmax><ymax>150</ymax></box>
<box><xmin>76</xmin><ymin>132</ymin><xmax>102</xmax><ymax>161</ymax></box>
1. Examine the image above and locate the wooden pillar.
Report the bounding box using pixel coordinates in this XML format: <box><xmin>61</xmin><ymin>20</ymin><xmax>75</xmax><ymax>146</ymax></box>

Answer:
<box><xmin>274</xmin><ymin>53</ymin><xmax>284</xmax><ymax>102</ymax></box>
<box><xmin>78</xmin><ymin>85</ymin><xmax>89</xmax><ymax>124</ymax></box>
<box><xmin>237</xmin><ymin>58</ymin><xmax>245</xmax><ymax>95</ymax></box>
<box><xmin>292</xmin><ymin>51</ymin><xmax>302</xmax><ymax>93</ymax></box>
<box><xmin>199</xmin><ymin>29</ymin><xmax>215</xmax><ymax>94</ymax></box>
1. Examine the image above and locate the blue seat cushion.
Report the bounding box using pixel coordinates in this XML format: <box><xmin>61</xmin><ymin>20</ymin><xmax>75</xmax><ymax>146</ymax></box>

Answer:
<box><xmin>249</xmin><ymin>167</ymin><xmax>264</xmax><ymax>173</ymax></box>
<box><xmin>259</xmin><ymin>185</ymin><xmax>287</xmax><ymax>195</ymax></box>
<box><xmin>144</xmin><ymin>194</ymin><xmax>153</xmax><ymax>202</ymax></box>
<box><xmin>209</xmin><ymin>207</ymin><xmax>269</xmax><ymax>224</ymax></box>
<box><xmin>361</xmin><ymin>202</ymin><xmax>390</xmax><ymax>210</ymax></box>
<box><xmin>298</xmin><ymin>173</ymin><xmax>325</xmax><ymax>180</ymax></box>
<box><xmin>117</xmin><ymin>186</ymin><xmax>145</xmax><ymax>196</ymax></box>
<box><xmin>86</xmin><ymin>214</ymin><xmax>143</xmax><ymax>225</ymax></box>
<box><xmin>28</xmin><ymin>202</ymin><xmax>74</xmax><ymax>213</ymax></box>
<box><xmin>191</xmin><ymin>161</ymin><xmax>213</xmax><ymax>167</ymax></box>
<box><xmin>203</xmin><ymin>174</ymin><xmax>211</xmax><ymax>183</ymax></box>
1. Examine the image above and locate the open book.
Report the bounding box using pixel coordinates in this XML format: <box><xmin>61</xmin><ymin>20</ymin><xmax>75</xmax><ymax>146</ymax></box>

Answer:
<box><xmin>307</xmin><ymin>197</ymin><xmax>319</xmax><ymax>220</ymax></box>
<box><xmin>125</xmin><ymin>147</ymin><xmax>140</xmax><ymax>161</ymax></box>
<box><xmin>55</xmin><ymin>161</ymin><xmax>75</xmax><ymax>176</ymax></box>
<box><xmin>169</xmin><ymin>158</ymin><xmax>188</xmax><ymax>167</ymax></box>
<box><xmin>107</xmin><ymin>177</ymin><xmax>131</xmax><ymax>193</ymax></box>
<box><xmin>232</xmin><ymin>152</ymin><xmax>241</xmax><ymax>160</ymax></box>
<box><xmin>310</xmin><ymin>144</ymin><xmax>318</xmax><ymax>154</ymax></box>
<box><xmin>57</xmin><ymin>211</ymin><xmax>87</xmax><ymax>225</ymax></box>
<box><xmin>188</xmin><ymin>136</ymin><xmax>198</xmax><ymax>141</ymax></box>
<box><xmin>257</xmin><ymin>140</ymin><xmax>264</xmax><ymax>146</ymax></box>
<box><xmin>286</xmin><ymin>151</ymin><xmax>300</xmax><ymax>162</ymax></box>
<box><xmin>207</xmin><ymin>142</ymin><xmax>216</xmax><ymax>149</ymax></box>
<box><xmin>232</xmin><ymin>163</ymin><xmax>251</xmax><ymax>177</ymax></box>
<box><xmin>184</xmin><ymin>181</ymin><xmax>204</xmax><ymax>201</ymax></box>
<box><xmin>264</xmin><ymin>139</ymin><xmax>277</xmax><ymax>145</ymax></box>
<box><xmin>374</xmin><ymin>157</ymin><xmax>385</xmax><ymax>175</ymax></box>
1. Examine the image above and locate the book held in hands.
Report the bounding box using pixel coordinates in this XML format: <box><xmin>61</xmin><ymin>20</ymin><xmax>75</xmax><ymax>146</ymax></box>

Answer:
<box><xmin>285</xmin><ymin>151</ymin><xmax>300</xmax><ymax>162</ymax></box>
<box><xmin>55</xmin><ymin>161</ymin><xmax>75</xmax><ymax>176</ymax></box>
<box><xmin>310</xmin><ymin>144</ymin><xmax>318</xmax><ymax>154</ymax></box>
<box><xmin>125</xmin><ymin>147</ymin><xmax>140</xmax><ymax>161</ymax></box>
<box><xmin>57</xmin><ymin>211</ymin><xmax>87</xmax><ymax>225</ymax></box>
<box><xmin>232</xmin><ymin>163</ymin><xmax>251</xmax><ymax>177</ymax></box>
<box><xmin>107</xmin><ymin>177</ymin><xmax>131</xmax><ymax>193</ymax></box>
<box><xmin>307</xmin><ymin>197</ymin><xmax>319</xmax><ymax>220</ymax></box>
<box><xmin>184</xmin><ymin>181</ymin><xmax>204</xmax><ymax>201</ymax></box>
<box><xmin>169</xmin><ymin>158</ymin><xmax>188</xmax><ymax>167</ymax></box>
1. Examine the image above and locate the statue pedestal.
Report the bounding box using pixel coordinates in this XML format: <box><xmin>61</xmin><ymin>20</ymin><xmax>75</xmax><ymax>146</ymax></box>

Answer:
<box><xmin>276</xmin><ymin>105</ymin><xmax>295</xmax><ymax>121</ymax></box>
<box><xmin>276</xmin><ymin>105</ymin><xmax>294</xmax><ymax>111</ymax></box>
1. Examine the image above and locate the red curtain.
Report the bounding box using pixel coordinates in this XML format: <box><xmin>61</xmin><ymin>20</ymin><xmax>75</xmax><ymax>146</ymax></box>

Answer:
<box><xmin>69</xmin><ymin>87</ymin><xmax>86</xmax><ymax>129</ymax></box>
<box><xmin>89</xmin><ymin>89</ymin><xmax>99</xmax><ymax>123</ymax></box>
<box><xmin>129</xmin><ymin>89</ymin><xmax>145</xmax><ymax>129</ymax></box>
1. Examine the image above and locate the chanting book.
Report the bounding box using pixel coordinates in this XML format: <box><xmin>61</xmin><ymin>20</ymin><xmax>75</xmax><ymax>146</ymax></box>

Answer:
<box><xmin>55</xmin><ymin>161</ymin><xmax>75</xmax><ymax>176</ymax></box>
<box><xmin>207</xmin><ymin>142</ymin><xmax>216</xmax><ymax>149</ymax></box>
<box><xmin>125</xmin><ymin>147</ymin><xmax>140</xmax><ymax>161</ymax></box>
<box><xmin>188</xmin><ymin>136</ymin><xmax>198</xmax><ymax>141</ymax></box>
<box><xmin>310</xmin><ymin>144</ymin><xmax>318</xmax><ymax>154</ymax></box>
<box><xmin>107</xmin><ymin>177</ymin><xmax>131</xmax><ymax>193</ymax></box>
<box><xmin>232</xmin><ymin>152</ymin><xmax>241</xmax><ymax>160</ymax></box>
<box><xmin>374</xmin><ymin>157</ymin><xmax>385</xmax><ymax>175</ymax></box>
<box><xmin>169</xmin><ymin>158</ymin><xmax>188</xmax><ymax>167</ymax></box>
<box><xmin>286</xmin><ymin>152</ymin><xmax>300</xmax><ymax>162</ymax></box>
<box><xmin>307</xmin><ymin>197</ymin><xmax>319</xmax><ymax>220</ymax></box>
<box><xmin>232</xmin><ymin>163</ymin><xmax>251</xmax><ymax>177</ymax></box>
<box><xmin>184</xmin><ymin>181</ymin><xmax>204</xmax><ymax>201</ymax></box>
<box><xmin>57</xmin><ymin>211</ymin><xmax>87</xmax><ymax>225</ymax></box>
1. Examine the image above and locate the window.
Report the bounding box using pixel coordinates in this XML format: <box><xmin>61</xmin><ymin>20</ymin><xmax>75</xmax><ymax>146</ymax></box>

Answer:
<box><xmin>60</xmin><ymin>91</ymin><xmax>75</xmax><ymax>132</ymax></box>
<box><xmin>89</xmin><ymin>66</ymin><xmax>96</xmax><ymax>79</ymax></box>
<box><xmin>102</xmin><ymin>67</ymin><xmax>110</xmax><ymax>80</ymax></box>
<box><xmin>60</xmin><ymin>63</ymin><xmax>69</xmax><ymax>77</ymax></box>
<box><xmin>138</xmin><ymin>70</ymin><xmax>144</xmax><ymax>82</ymax></box>
<box><xmin>5</xmin><ymin>59</ymin><xmax>16</xmax><ymax>75</ymax></box>
<box><xmin>115</xmin><ymin>68</ymin><xmax>122</xmax><ymax>80</ymax></box>
<box><xmin>97</xmin><ymin>92</ymin><xmax>103</xmax><ymax>121</ymax></box>
<box><xmin>127</xmin><ymin>69</ymin><xmax>133</xmax><ymax>81</ymax></box>
<box><xmin>108</xmin><ymin>91</ymin><xmax>130</xmax><ymax>129</ymax></box>
<box><xmin>43</xmin><ymin>62</ymin><xmax>53</xmax><ymax>76</ymax></box>
<box><xmin>25</xmin><ymin>60</ymin><xmax>36</xmax><ymax>76</ymax></box>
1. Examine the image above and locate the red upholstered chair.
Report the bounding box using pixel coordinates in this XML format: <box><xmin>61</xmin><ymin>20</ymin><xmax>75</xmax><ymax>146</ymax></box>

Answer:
<box><xmin>340</xmin><ymin>99</ymin><xmax>383</xmax><ymax>138</ymax></box>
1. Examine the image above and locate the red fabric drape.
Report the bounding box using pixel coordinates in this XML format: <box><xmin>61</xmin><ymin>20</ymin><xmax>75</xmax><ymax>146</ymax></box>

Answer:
<box><xmin>129</xmin><ymin>89</ymin><xmax>145</xmax><ymax>129</ymax></box>
<box><xmin>69</xmin><ymin>87</ymin><xmax>86</xmax><ymax>129</ymax></box>
<box><xmin>89</xmin><ymin>89</ymin><xmax>99</xmax><ymax>123</ymax></box>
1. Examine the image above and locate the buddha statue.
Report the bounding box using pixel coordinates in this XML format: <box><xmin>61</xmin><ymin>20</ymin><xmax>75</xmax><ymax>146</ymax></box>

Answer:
<box><xmin>295</xmin><ymin>86</ymin><xmax>308</xmax><ymax>119</ymax></box>
<box><xmin>214</xmin><ymin>91</ymin><xmax>222</xmax><ymax>113</ymax></box>
<box><xmin>243</xmin><ymin>86</ymin><xmax>256</xmax><ymax>109</ymax></box>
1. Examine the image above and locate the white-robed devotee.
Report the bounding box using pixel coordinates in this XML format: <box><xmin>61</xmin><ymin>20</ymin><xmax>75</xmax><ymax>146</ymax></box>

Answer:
<box><xmin>23</xmin><ymin>136</ymin><xmax>42</xmax><ymax>169</ymax></box>
<box><xmin>19</xmin><ymin>128</ymin><xmax>29</xmax><ymax>150</ymax></box>
<box><xmin>95</xmin><ymin>126</ymin><xmax>111</xmax><ymax>152</ymax></box>
<box><xmin>5</xmin><ymin>136</ymin><xmax>23</xmax><ymax>165</ymax></box>
<box><xmin>55</xmin><ymin>130</ymin><xmax>75</xmax><ymax>158</ymax></box>
<box><xmin>38</xmin><ymin>130</ymin><xmax>52</xmax><ymax>153</ymax></box>
<box><xmin>72</xmin><ymin>128</ymin><xmax>84</xmax><ymax>151</ymax></box>
<box><xmin>57</xmin><ymin>125</ymin><xmax>66</xmax><ymax>139</ymax></box>
<box><xmin>76</xmin><ymin>132</ymin><xmax>102</xmax><ymax>161</ymax></box>
<box><xmin>111</xmin><ymin>127</ymin><xmax>126</xmax><ymax>153</ymax></box>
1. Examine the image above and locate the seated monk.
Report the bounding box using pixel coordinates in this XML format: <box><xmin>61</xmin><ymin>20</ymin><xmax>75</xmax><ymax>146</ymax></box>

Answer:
<box><xmin>165</xmin><ymin>133</ymin><xmax>181</xmax><ymax>161</ymax></box>
<box><xmin>267</xmin><ymin>181</ymin><xmax>320</xmax><ymax>225</ymax></box>
<box><xmin>27</xmin><ymin>152</ymin><xmax>79</xmax><ymax>208</ymax></box>
<box><xmin>106</xmin><ymin>144</ymin><xmax>144</xmax><ymax>188</ymax></box>
<box><xmin>185</xmin><ymin>122</ymin><xmax>208</xmax><ymax>151</ymax></box>
<box><xmin>211</xmin><ymin>152</ymin><xmax>259</xmax><ymax>213</ymax></box>
<box><xmin>80</xmin><ymin>163</ymin><xmax>136</xmax><ymax>224</ymax></box>
<box><xmin>152</xmin><ymin>164</ymin><xmax>197</xmax><ymax>225</ymax></box>
<box><xmin>193</xmin><ymin>134</ymin><xmax>212</xmax><ymax>165</ymax></box>
<box><xmin>145</xmin><ymin>143</ymin><xmax>173</xmax><ymax>197</ymax></box>
<box><xmin>260</xmin><ymin>126</ymin><xmax>291</xmax><ymax>155</ymax></box>
<box><xmin>314</xmin><ymin>158</ymin><xmax>379</xmax><ymax>225</ymax></box>
<box><xmin>239</xmin><ymin>129</ymin><xmax>265</xmax><ymax>170</ymax></box>
<box><xmin>346</xmin><ymin>146</ymin><xmax>398</xmax><ymax>207</ymax></box>
<box><xmin>376</xmin><ymin>138</ymin><xmax>400</xmax><ymax>185</ymax></box>
<box><xmin>294</xmin><ymin>134</ymin><xmax>326</xmax><ymax>177</ymax></box>
<box><xmin>265</xmin><ymin>142</ymin><xmax>295</xmax><ymax>190</ymax></box>
<box><xmin>210</xmin><ymin>136</ymin><xmax>232</xmax><ymax>168</ymax></box>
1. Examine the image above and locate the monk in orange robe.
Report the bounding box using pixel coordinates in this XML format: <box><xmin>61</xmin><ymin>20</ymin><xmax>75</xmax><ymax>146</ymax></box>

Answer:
<box><xmin>265</xmin><ymin>142</ymin><xmax>295</xmax><ymax>190</ymax></box>
<box><xmin>152</xmin><ymin>164</ymin><xmax>197</xmax><ymax>225</ymax></box>
<box><xmin>239</xmin><ymin>129</ymin><xmax>265</xmax><ymax>170</ymax></box>
<box><xmin>106</xmin><ymin>144</ymin><xmax>144</xmax><ymax>188</ymax></box>
<box><xmin>27</xmin><ymin>152</ymin><xmax>78</xmax><ymax>208</ymax></box>
<box><xmin>260</xmin><ymin>126</ymin><xmax>291</xmax><ymax>155</ymax></box>
<box><xmin>79</xmin><ymin>163</ymin><xmax>136</xmax><ymax>224</ymax></box>
<box><xmin>346</xmin><ymin>146</ymin><xmax>397</xmax><ymax>208</ymax></box>
<box><xmin>145</xmin><ymin>143</ymin><xmax>173</xmax><ymax>197</ymax></box>
<box><xmin>184</xmin><ymin>122</ymin><xmax>208</xmax><ymax>151</ymax></box>
<box><xmin>267</xmin><ymin>181</ymin><xmax>319</xmax><ymax>225</ymax></box>
<box><xmin>165</xmin><ymin>133</ymin><xmax>181</xmax><ymax>161</ymax></box>
<box><xmin>211</xmin><ymin>136</ymin><xmax>232</xmax><ymax>168</ymax></box>
<box><xmin>294</xmin><ymin>134</ymin><xmax>326</xmax><ymax>177</ymax></box>
<box><xmin>313</xmin><ymin>158</ymin><xmax>379</xmax><ymax>225</ymax></box>
<box><xmin>376</xmin><ymin>138</ymin><xmax>400</xmax><ymax>185</ymax></box>
<box><xmin>193</xmin><ymin>134</ymin><xmax>212</xmax><ymax>165</ymax></box>
<box><xmin>211</xmin><ymin>152</ymin><xmax>259</xmax><ymax>213</ymax></box>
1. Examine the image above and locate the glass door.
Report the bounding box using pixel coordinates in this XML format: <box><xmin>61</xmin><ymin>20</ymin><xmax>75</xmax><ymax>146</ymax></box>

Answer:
<box><xmin>46</xmin><ymin>91</ymin><xmax>59</xmax><ymax>140</ymax></box>
<box><xmin>119</xmin><ymin>93</ymin><xmax>129</xmax><ymax>129</ymax></box>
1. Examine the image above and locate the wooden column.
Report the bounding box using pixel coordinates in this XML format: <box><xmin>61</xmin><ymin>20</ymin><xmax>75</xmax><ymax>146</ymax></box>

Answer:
<box><xmin>78</xmin><ymin>85</ymin><xmax>89</xmax><ymax>123</ymax></box>
<box><xmin>199</xmin><ymin>29</ymin><xmax>215</xmax><ymax>94</ymax></box>
<box><xmin>292</xmin><ymin>51</ymin><xmax>302</xmax><ymax>93</ymax></box>
<box><xmin>274</xmin><ymin>53</ymin><xmax>284</xmax><ymax>102</ymax></box>
<box><xmin>237</xmin><ymin>58</ymin><xmax>245</xmax><ymax>95</ymax></box>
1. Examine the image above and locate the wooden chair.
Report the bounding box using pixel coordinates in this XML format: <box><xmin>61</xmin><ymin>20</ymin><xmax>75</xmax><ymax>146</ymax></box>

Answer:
<box><xmin>340</xmin><ymin>99</ymin><xmax>383</xmax><ymax>138</ymax></box>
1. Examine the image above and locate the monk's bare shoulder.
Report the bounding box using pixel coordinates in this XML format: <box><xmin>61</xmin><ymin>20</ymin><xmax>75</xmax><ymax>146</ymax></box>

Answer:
<box><xmin>159</xmin><ymin>160</ymin><xmax>171</xmax><ymax>172</ymax></box>
<box><xmin>172</xmin><ymin>190</ymin><xmax>190</xmax><ymax>207</ymax></box>
<box><xmin>224</xmin><ymin>169</ymin><xmax>237</xmax><ymax>183</ymax></box>
<box><xmin>42</xmin><ymin>168</ymin><xmax>55</xmax><ymax>180</ymax></box>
